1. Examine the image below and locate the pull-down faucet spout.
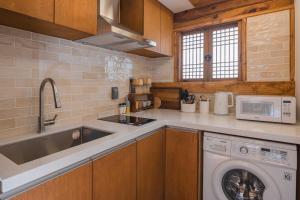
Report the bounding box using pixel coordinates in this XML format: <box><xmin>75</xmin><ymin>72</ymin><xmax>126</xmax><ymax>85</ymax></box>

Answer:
<box><xmin>38</xmin><ymin>78</ymin><xmax>61</xmax><ymax>133</ymax></box>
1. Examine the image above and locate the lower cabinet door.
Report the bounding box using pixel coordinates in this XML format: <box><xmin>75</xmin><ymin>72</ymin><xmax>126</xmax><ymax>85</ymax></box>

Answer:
<box><xmin>93</xmin><ymin>142</ymin><xmax>137</xmax><ymax>200</ymax></box>
<box><xmin>137</xmin><ymin>128</ymin><xmax>165</xmax><ymax>200</ymax></box>
<box><xmin>165</xmin><ymin>127</ymin><xmax>199</xmax><ymax>200</ymax></box>
<box><xmin>13</xmin><ymin>163</ymin><xmax>93</xmax><ymax>200</ymax></box>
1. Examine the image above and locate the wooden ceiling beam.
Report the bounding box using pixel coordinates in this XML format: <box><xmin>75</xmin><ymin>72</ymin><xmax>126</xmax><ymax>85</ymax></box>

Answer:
<box><xmin>174</xmin><ymin>0</ymin><xmax>294</xmax><ymax>30</ymax></box>
<box><xmin>175</xmin><ymin>0</ymin><xmax>278</xmax><ymax>23</ymax></box>
<box><xmin>189</xmin><ymin>0</ymin><xmax>228</xmax><ymax>8</ymax></box>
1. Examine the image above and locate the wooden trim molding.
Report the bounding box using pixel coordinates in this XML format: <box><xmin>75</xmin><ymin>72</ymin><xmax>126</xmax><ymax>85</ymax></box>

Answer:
<box><xmin>240</xmin><ymin>18</ymin><xmax>247</xmax><ymax>81</ymax></box>
<box><xmin>174</xmin><ymin>31</ymin><xmax>181</xmax><ymax>82</ymax></box>
<box><xmin>152</xmin><ymin>81</ymin><xmax>295</xmax><ymax>96</ymax></box>
<box><xmin>290</xmin><ymin>8</ymin><xmax>295</xmax><ymax>81</ymax></box>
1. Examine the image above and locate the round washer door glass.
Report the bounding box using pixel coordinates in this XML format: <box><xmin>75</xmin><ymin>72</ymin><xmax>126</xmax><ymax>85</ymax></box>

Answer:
<box><xmin>222</xmin><ymin>169</ymin><xmax>265</xmax><ymax>200</ymax></box>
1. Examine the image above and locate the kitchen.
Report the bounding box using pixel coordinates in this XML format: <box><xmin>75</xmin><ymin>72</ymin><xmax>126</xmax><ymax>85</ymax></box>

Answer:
<box><xmin>0</xmin><ymin>0</ymin><xmax>299</xmax><ymax>200</ymax></box>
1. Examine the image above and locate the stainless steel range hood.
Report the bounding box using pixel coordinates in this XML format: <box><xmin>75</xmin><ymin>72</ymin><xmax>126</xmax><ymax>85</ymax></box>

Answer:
<box><xmin>77</xmin><ymin>0</ymin><xmax>156</xmax><ymax>51</ymax></box>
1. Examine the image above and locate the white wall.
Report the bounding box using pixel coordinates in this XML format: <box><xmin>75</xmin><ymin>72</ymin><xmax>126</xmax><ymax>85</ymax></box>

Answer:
<box><xmin>296</xmin><ymin>0</ymin><xmax>300</xmax><ymax>120</ymax></box>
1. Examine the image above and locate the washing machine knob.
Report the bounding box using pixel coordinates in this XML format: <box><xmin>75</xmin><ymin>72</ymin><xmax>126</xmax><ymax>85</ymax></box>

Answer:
<box><xmin>240</xmin><ymin>146</ymin><xmax>248</xmax><ymax>154</ymax></box>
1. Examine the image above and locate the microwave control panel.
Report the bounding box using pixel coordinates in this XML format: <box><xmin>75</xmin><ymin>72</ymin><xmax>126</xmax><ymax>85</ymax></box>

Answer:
<box><xmin>281</xmin><ymin>97</ymin><xmax>296</xmax><ymax>124</ymax></box>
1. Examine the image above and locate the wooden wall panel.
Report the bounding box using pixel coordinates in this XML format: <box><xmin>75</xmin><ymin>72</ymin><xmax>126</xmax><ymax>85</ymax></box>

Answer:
<box><xmin>176</xmin><ymin>0</ymin><xmax>272</xmax><ymax>23</ymax></box>
<box><xmin>152</xmin><ymin>81</ymin><xmax>295</xmax><ymax>96</ymax></box>
<box><xmin>174</xmin><ymin>0</ymin><xmax>294</xmax><ymax>31</ymax></box>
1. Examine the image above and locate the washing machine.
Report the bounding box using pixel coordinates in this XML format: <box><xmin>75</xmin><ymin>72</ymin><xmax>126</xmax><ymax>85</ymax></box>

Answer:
<box><xmin>203</xmin><ymin>132</ymin><xmax>297</xmax><ymax>200</ymax></box>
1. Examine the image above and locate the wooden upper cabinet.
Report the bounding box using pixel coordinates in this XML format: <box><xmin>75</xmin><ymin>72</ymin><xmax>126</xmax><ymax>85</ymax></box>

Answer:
<box><xmin>160</xmin><ymin>4</ymin><xmax>173</xmax><ymax>56</ymax></box>
<box><xmin>55</xmin><ymin>0</ymin><xmax>97</xmax><ymax>35</ymax></box>
<box><xmin>144</xmin><ymin>0</ymin><xmax>161</xmax><ymax>53</ymax></box>
<box><xmin>165</xmin><ymin>127</ymin><xmax>199</xmax><ymax>200</ymax></box>
<box><xmin>137</xmin><ymin>129</ymin><xmax>165</xmax><ymax>200</ymax></box>
<box><xmin>12</xmin><ymin>163</ymin><xmax>93</xmax><ymax>200</ymax></box>
<box><xmin>93</xmin><ymin>143</ymin><xmax>137</xmax><ymax>200</ymax></box>
<box><xmin>0</xmin><ymin>0</ymin><xmax>54</xmax><ymax>22</ymax></box>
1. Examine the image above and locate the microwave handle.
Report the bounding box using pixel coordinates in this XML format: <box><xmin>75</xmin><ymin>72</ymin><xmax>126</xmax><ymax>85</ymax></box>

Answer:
<box><xmin>228</xmin><ymin>93</ymin><xmax>234</xmax><ymax>108</ymax></box>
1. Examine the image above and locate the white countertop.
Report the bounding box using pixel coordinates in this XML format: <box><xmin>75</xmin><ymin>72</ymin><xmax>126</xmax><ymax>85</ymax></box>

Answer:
<box><xmin>1</xmin><ymin>109</ymin><xmax>300</xmax><ymax>196</ymax></box>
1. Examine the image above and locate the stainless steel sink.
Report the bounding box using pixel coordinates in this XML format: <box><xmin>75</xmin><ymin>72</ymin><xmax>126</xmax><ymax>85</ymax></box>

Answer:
<box><xmin>0</xmin><ymin>127</ymin><xmax>113</xmax><ymax>165</ymax></box>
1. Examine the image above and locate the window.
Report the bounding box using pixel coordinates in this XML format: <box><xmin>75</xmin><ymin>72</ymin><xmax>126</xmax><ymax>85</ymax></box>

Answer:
<box><xmin>182</xmin><ymin>32</ymin><xmax>204</xmax><ymax>80</ymax></box>
<box><xmin>180</xmin><ymin>23</ymin><xmax>241</xmax><ymax>81</ymax></box>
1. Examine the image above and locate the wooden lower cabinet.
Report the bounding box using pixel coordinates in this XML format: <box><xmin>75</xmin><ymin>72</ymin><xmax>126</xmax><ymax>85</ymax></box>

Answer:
<box><xmin>93</xmin><ymin>142</ymin><xmax>137</xmax><ymax>200</ymax></box>
<box><xmin>165</xmin><ymin>127</ymin><xmax>200</xmax><ymax>200</ymax></box>
<box><xmin>11</xmin><ymin>127</ymin><xmax>203</xmax><ymax>200</ymax></box>
<box><xmin>12</xmin><ymin>163</ymin><xmax>92</xmax><ymax>200</ymax></box>
<box><xmin>137</xmin><ymin>128</ymin><xmax>165</xmax><ymax>200</ymax></box>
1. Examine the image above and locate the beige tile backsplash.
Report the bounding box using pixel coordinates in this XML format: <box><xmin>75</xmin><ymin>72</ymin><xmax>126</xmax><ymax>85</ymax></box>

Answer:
<box><xmin>0</xmin><ymin>25</ymin><xmax>153</xmax><ymax>138</ymax></box>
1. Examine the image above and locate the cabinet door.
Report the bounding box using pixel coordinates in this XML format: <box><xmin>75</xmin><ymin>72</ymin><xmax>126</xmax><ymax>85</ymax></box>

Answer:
<box><xmin>137</xmin><ymin>129</ymin><xmax>165</xmax><ymax>200</ymax></box>
<box><xmin>144</xmin><ymin>0</ymin><xmax>161</xmax><ymax>53</ymax></box>
<box><xmin>0</xmin><ymin>0</ymin><xmax>54</xmax><ymax>22</ymax></box>
<box><xmin>55</xmin><ymin>0</ymin><xmax>97</xmax><ymax>35</ymax></box>
<box><xmin>93</xmin><ymin>143</ymin><xmax>137</xmax><ymax>200</ymax></box>
<box><xmin>165</xmin><ymin>127</ymin><xmax>199</xmax><ymax>200</ymax></box>
<box><xmin>13</xmin><ymin>163</ymin><xmax>93</xmax><ymax>200</ymax></box>
<box><xmin>160</xmin><ymin>4</ymin><xmax>173</xmax><ymax>56</ymax></box>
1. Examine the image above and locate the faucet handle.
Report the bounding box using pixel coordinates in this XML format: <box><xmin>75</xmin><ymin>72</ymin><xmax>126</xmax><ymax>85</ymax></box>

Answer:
<box><xmin>52</xmin><ymin>114</ymin><xmax>58</xmax><ymax>121</ymax></box>
<box><xmin>44</xmin><ymin>114</ymin><xmax>58</xmax><ymax>126</ymax></box>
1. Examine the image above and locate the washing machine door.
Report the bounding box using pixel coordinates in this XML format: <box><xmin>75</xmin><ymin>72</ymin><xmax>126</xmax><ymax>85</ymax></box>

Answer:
<box><xmin>212</xmin><ymin>160</ymin><xmax>281</xmax><ymax>200</ymax></box>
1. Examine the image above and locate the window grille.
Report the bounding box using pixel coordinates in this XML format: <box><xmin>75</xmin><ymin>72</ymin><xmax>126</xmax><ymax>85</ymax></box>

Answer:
<box><xmin>212</xmin><ymin>25</ymin><xmax>239</xmax><ymax>79</ymax></box>
<box><xmin>179</xmin><ymin>23</ymin><xmax>241</xmax><ymax>81</ymax></box>
<box><xmin>182</xmin><ymin>32</ymin><xmax>204</xmax><ymax>80</ymax></box>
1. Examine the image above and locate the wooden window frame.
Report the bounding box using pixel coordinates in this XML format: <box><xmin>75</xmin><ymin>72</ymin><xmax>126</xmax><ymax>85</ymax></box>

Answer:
<box><xmin>176</xmin><ymin>21</ymin><xmax>245</xmax><ymax>82</ymax></box>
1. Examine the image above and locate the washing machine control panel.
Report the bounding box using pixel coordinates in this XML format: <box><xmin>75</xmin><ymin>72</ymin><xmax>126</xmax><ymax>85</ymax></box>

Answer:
<box><xmin>260</xmin><ymin>147</ymin><xmax>288</xmax><ymax>162</ymax></box>
<box><xmin>232</xmin><ymin>142</ymin><xmax>292</xmax><ymax>165</ymax></box>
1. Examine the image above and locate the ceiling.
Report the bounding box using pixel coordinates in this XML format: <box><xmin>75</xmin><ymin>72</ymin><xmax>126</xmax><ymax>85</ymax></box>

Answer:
<box><xmin>159</xmin><ymin>0</ymin><xmax>229</xmax><ymax>13</ymax></box>
<box><xmin>158</xmin><ymin>0</ymin><xmax>194</xmax><ymax>13</ymax></box>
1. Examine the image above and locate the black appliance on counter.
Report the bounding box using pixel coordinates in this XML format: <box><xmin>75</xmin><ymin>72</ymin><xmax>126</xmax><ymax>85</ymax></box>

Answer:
<box><xmin>98</xmin><ymin>115</ymin><xmax>156</xmax><ymax>126</ymax></box>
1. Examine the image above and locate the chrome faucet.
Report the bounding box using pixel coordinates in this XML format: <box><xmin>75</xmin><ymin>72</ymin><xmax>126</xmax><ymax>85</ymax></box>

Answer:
<box><xmin>38</xmin><ymin>78</ymin><xmax>62</xmax><ymax>133</ymax></box>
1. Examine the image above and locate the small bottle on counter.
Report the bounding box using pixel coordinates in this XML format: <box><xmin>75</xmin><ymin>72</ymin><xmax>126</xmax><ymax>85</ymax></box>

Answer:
<box><xmin>119</xmin><ymin>103</ymin><xmax>127</xmax><ymax>115</ymax></box>
<box><xmin>125</xmin><ymin>96</ymin><xmax>131</xmax><ymax>114</ymax></box>
<box><xmin>200</xmin><ymin>96</ymin><xmax>210</xmax><ymax>114</ymax></box>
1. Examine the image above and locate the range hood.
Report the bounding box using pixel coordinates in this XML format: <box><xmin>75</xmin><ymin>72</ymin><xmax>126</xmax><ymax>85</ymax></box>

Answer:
<box><xmin>77</xmin><ymin>0</ymin><xmax>156</xmax><ymax>51</ymax></box>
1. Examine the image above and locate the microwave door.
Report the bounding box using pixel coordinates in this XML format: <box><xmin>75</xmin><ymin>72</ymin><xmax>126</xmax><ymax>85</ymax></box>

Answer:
<box><xmin>238</xmin><ymin>100</ymin><xmax>282</xmax><ymax>122</ymax></box>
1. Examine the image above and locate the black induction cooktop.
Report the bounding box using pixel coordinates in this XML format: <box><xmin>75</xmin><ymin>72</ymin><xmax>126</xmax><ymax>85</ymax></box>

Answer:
<box><xmin>98</xmin><ymin>115</ymin><xmax>156</xmax><ymax>126</ymax></box>
<box><xmin>99</xmin><ymin>115</ymin><xmax>156</xmax><ymax>126</ymax></box>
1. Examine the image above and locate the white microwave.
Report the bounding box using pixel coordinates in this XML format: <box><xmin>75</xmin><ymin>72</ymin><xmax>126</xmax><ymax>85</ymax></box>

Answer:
<box><xmin>236</xmin><ymin>95</ymin><xmax>296</xmax><ymax>124</ymax></box>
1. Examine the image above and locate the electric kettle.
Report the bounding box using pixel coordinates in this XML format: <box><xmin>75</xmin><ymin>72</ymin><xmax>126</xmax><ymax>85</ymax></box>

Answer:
<box><xmin>214</xmin><ymin>92</ymin><xmax>234</xmax><ymax>115</ymax></box>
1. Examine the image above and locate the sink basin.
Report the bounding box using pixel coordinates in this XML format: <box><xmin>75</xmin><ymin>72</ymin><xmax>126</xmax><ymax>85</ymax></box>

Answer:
<box><xmin>0</xmin><ymin>127</ymin><xmax>113</xmax><ymax>165</ymax></box>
